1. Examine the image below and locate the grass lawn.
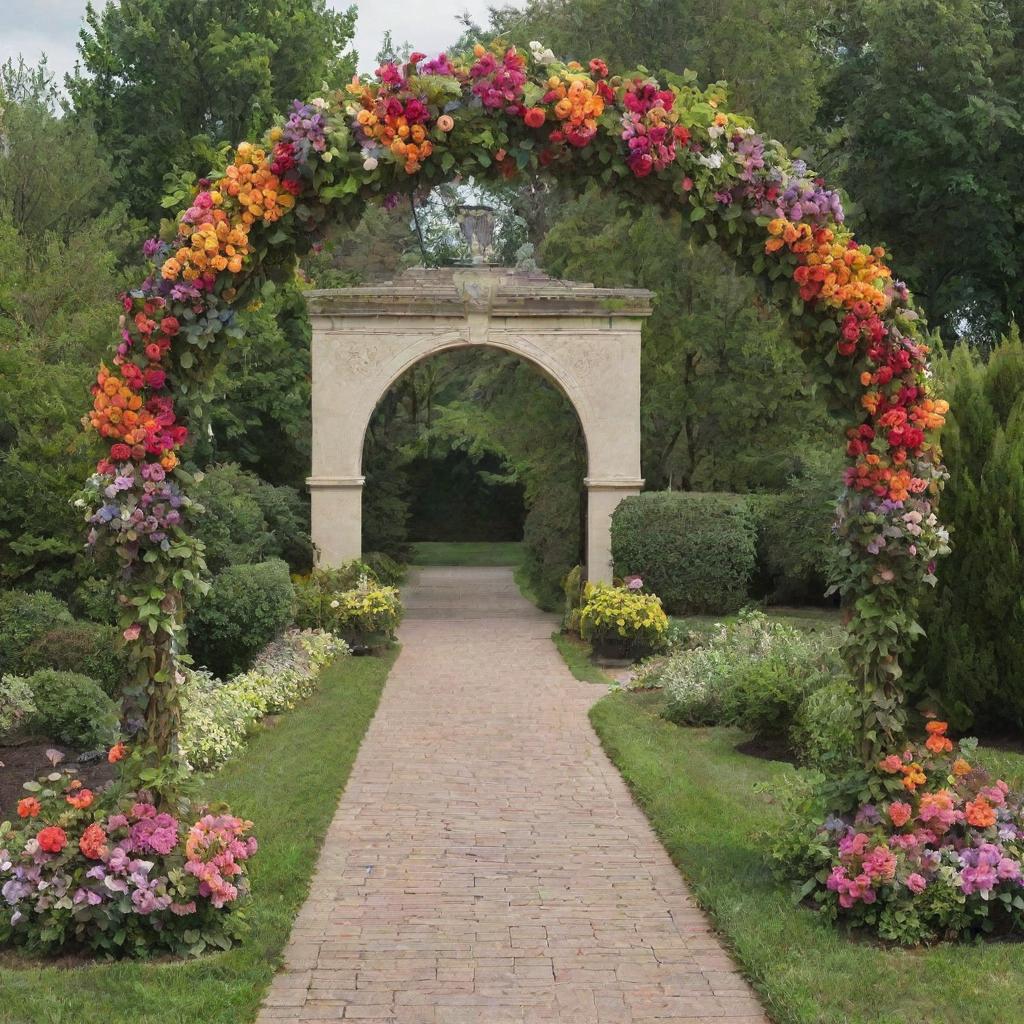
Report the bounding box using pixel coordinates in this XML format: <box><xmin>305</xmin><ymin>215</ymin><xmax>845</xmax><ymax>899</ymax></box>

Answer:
<box><xmin>0</xmin><ymin>649</ymin><xmax>395</xmax><ymax>1024</ymax></box>
<box><xmin>551</xmin><ymin>631</ymin><xmax>613</xmax><ymax>685</ymax></box>
<box><xmin>409</xmin><ymin>540</ymin><xmax>524</xmax><ymax>565</ymax></box>
<box><xmin>672</xmin><ymin>606</ymin><xmax>843</xmax><ymax>643</ymax></box>
<box><xmin>590</xmin><ymin>689</ymin><xmax>1024</xmax><ymax>1024</ymax></box>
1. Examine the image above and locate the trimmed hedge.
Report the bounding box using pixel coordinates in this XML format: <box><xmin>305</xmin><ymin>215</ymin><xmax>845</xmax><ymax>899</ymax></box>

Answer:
<box><xmin>0</xmin><ymin>590</ymin><xmax>75</xmax><ymax>677</ymax></box>
<box><xmin>189</xmin><ymin>560</ymin><xmax>295</xmax><ymax>678</ymax></box>
<box><xmin>611</xmin><ymin>492</ymin><xmax>756</xmax><ymax>615</ymax></box>
<box><xmin>23</xmin><ymin>622</ymin><xmax>127</xmax><ymax>697</ymax></box>
<box><xmin>26</xmin><ymin>669</ymin><xmax>120</xmax><ymax>749</ymax></box>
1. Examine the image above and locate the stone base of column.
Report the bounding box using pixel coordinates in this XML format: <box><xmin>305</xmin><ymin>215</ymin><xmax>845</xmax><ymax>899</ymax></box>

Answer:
<box><xmin>583</xmin><ymin>478</ymin><xmax>644</xmax><ymax>582</ymax></box>
<box><xmin>307</xmin><ymin>476</ymin><xmax>364</xmax><ymax>567</ymax></box>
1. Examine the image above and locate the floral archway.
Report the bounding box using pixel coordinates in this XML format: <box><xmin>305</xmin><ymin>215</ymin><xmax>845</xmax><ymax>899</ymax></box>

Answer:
<box><xmin>82</xmin><ymin>41</ymin><xmax>948</xmax><ymax>770</ymax></box>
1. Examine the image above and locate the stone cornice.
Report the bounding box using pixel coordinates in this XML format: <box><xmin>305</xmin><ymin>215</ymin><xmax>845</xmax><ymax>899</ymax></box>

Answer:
<box><xmin>305</xmin><ymin>266</ymin><xmax>653</xmax><ymax>320</ymax></box>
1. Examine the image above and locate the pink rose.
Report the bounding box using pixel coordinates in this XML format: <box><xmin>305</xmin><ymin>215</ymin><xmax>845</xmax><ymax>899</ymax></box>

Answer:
<box><xmin>906</xmin><ymin>873</ymin><xmax>927</xmax><ymax>893</ymax></box>
<box><xmin>122</xmin><ymin>623</ymin><xmax>141</xmax><ymax>641</ymax></box>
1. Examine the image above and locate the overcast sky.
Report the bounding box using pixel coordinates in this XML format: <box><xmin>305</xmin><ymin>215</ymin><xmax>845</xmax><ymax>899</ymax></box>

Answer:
<box><xmin>0</xmin><ymin>1</ymin><xmax>524</xmax><ymax>86</ymax></box>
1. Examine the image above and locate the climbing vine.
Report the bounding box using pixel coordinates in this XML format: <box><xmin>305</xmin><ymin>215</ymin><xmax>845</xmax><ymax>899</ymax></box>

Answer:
<box><xmin>81</xmin><ymin>41</ymin><xmax>948</xmax><ymax>771</ymax></box>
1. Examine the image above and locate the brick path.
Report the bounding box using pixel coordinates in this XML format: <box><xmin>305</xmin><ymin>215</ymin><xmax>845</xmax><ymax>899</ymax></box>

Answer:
<box><xmin>258</xmin><ymin>567</ymin><xmax>768</xmax><ymax>1024</ymax></box>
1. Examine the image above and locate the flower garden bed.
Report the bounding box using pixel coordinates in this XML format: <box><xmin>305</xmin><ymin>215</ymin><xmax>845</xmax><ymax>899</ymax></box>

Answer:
<box><xmin>588</xmin><ymin>688</ymin><xmax>1024</xmax><ymax>1024</ymax></box>
<box><xmin>0</xmin><ymin>743</ymin><xmax>117</xmax><ymax>822</ymax></box>
<box><xmin>0</xmin><ymin>649</ymin><xmax>394</xmax><ymax>1022</ymax></box>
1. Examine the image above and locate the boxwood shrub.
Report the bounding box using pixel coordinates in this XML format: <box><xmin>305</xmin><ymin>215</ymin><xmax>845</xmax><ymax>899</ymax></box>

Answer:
<box><xmin>22</xmin><ymin>622</ymin><xmax>128</xmax><ymax>697</ymax></box>
<box><xmin>27</xmin><ymin>669</ymin><xmax>120</xmax><ymax>749</ymax></box>
<box><xmin>189</xmin><ymin>559</ymin><xmax>295</xmax><ymax>678</ymax></box>
<box><xmin>0</xmin><ymin>590</ymin><xmax>75</xmax><ymax>676</ymax></box>
<box><xmin>611</xmin><ymin>492</ymin><xmax>756</xmax><ymax>614</ymax></box>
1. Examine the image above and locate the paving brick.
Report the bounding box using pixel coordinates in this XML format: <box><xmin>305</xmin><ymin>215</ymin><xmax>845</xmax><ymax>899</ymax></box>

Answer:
<box><xmin>258</xmin><ymin>568</ymin><xmax>767</xmax><ymax>1024</ymax></box>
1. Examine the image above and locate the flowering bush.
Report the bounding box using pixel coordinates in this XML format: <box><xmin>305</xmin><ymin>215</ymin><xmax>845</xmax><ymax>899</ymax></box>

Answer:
<box><xmin>180</xmin><ymin>629</ymin><xmax>347</xmax><ymax>771</ymax></box>
<box><xmin>0</xmin><ymin>748</ymin><xmax>256</xmax><ymax>957</ymax></box>
<box><xmin>769</xmin><ymin>722</ymin><xmax>1024</xmax><ymax>943</ymax></box>
<box><xmin>327</xmin><ymin>576</ymin><xmax>403</xmax><ymax>648</ymax></box>
<box><xmin>579</xmin><ymin>581</ymin><xmax>668</xmax><ymax>658</ymax></box>
<box><xmin>0</xmin><ymin>675</ymin><xmax>36</xmax><ymax>737</ymax></box>
<box><xmin>655</xmin><ymin>611</ymin><xmax>834</xmax><ymax>731</ymax></box>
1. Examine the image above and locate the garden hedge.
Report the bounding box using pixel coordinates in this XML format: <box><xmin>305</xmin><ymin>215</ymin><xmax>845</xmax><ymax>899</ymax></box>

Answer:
<box><xmin>26</xmin><ymin>668</ymin><xmax>120</xmax><ymax>749</ymax></box>
<box><xmin>189</xmin><ymin>559</ymin><xmax>295</xmax><ymax>678</ymax></box>
<box><xmin>611</xmin><ymin>492</ymin><xmax>756</xmax><ymax>614</ymax></box>
<box><xmin>0</xmin><ymin>590</ymin><xmax>75</xmax><ymax>676</ymax></box>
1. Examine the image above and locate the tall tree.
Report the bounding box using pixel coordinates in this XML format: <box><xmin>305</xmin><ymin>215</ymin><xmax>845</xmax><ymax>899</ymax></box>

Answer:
<box><xmin>0</xmin><ymin>58</ymin><xmax>119</xmax><ymax>240</ymax></box>
<box><xmin>815</xmin><ymin>0</ymin><xmax>1023</xmax><ymax>340</ymax></box>
<box><xmin>539</xmin><ymin>191</ymin><xmax>836</xmax><ymax>492</ymax></box>
<box><xmin>68</xmin><ymin>0</ymin><xmax>357</xmax><ymax>221</ymax></box>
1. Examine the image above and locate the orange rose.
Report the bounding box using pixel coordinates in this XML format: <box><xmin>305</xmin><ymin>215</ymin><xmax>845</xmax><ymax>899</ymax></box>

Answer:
<box><xmin>952</xmin><ymin>758</ymin><xmax>972</xmax><ymax>777</ymax></box>
<box><xmin>108</xmin><ymin>741</ymin><xmax>127</xmax><ymax>764</ymax></box>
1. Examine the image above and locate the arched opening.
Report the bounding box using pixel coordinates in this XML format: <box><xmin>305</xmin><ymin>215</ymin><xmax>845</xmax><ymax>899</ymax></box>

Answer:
<box><xmin>305</xmin><ymin>266</ymin><xmax>650</xmax><ymax>586</ymax></box>
<box><xmin>359</xmin><ymin>344</ymin><xmax>588</xmax><ymax>605</ymax></box>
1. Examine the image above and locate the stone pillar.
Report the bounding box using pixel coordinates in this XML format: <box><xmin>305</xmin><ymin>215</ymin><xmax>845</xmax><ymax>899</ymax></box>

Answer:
<box><xmin>308</xmin><ymin>476</ymin><xmax>364</xmax><ymax>566</ymax></box>
<box><xmin>584</xmin><ymin>478</ymin><xmax>644</xmax><ymax>582</ymax></box>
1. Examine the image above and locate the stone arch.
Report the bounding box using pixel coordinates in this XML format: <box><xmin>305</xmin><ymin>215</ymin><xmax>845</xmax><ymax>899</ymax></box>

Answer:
<box><xmin>305</xmin><ymin>266</ymin><xmax>651</xmax><ymax>580</ymax></box>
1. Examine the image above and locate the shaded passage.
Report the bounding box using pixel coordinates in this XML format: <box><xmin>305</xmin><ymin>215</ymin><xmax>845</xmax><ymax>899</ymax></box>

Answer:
<box><xmin>258</xmin><ymin>567</ymin><xmax>768</xmax><ymax>1023</ymax></box>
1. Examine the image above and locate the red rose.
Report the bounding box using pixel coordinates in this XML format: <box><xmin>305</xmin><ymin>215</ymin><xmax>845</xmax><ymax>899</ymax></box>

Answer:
<box><xmin>160</xmin><ymin>316</ymin><xmax>180</xmax><ymax>336</ymax></box>
<box><xmin>37</xmin><ymin>826</ymin><xmax>67</xmax><ymax>854</ymax></box>
<box><xmin>145</xmin><ymin>343</ymin><xmax>162</xmax><ymax>361</ymax></box>
<box><xmin>144</xmin><ymin>369</ymin><xmax>167</xmax><ymax>390</ymax></box>
<box><xmin>523</xmin><ymin>107</ymin><xmax>546</xmax><ymax>129</ymax></box>
<box><xmin>589</xmin><ymin>58</ymin><xmax>608</xmax><ymax>78</ymax></box>
<box><xmin>110</xmin><ymin>443</ymin><xmax>132</xmax><ymax>461</ymax></box>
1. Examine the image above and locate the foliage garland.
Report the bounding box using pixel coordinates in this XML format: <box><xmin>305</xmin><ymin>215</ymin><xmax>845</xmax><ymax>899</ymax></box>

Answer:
<box><xmin>80</xmin><ymin>41</ymin><xmax>949</xmax><ymax>771</ymax></box>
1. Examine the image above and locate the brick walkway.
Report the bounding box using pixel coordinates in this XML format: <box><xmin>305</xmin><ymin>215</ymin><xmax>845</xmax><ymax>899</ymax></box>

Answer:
<box><xmin>258</xmin><ymin>567</ymin><xmax>768</xmax><ymax>1024</ymax></box>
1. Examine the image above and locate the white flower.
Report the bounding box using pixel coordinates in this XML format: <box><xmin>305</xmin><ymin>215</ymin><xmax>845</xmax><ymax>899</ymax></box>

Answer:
<box><xmin>322</xmin><ymin>151</ymin><xmax>333</xmax><ymax>163</ymax></box>
<box><xmin>529</xmin><ymin>40</ymin><xmax>556</xmax><ymax>64</ymax></box>
<box><xmin>310</xmin><ymin>97</ymin><xmax>328</xmax><ymax>110</ymax></box>
<box><xmin>363</xmin><ymin>156</ymin><xmax>378</xmax><ymax>171</ymax></box>
<box><xmin>697</xmin><ymin>150</ymin><xmax>724</xmax><ymax>169</ymax></box>
<box><xmin>707</xmin><ymin>124</ymin><xmax>725</xmax><ymax>140</ymax></box>
<box><xmin>330</xmin><ymin>599</ymin><xmax>340</xmax><ymax>608</ymax></box>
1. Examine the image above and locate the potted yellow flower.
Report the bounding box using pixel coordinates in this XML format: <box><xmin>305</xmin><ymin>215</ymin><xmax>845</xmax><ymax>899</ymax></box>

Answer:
<box><xmin>579</xmin><ymin>579</ymin><xmax>668</xmax><ymax>664</ymax></box>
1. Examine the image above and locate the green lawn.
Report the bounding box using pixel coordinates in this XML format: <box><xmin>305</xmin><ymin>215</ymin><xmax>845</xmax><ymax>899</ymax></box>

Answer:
<box><xmin>409</xmin><ymin>540</ymin><xmax>524</xmax><ymax>566</ymax></box>
<box><xmin>672</xmin><ymin>606</ymin><xmax>843</xmax><ymax>643</ymax></box>
<box><xmin>551</xmin><ymin>631</ymin><xmax>613</xmax><ymax>685</ymax></box>
<box><xmin>590</xmin><ymin>689</ymin><xmax>1024</xmax><ymax>1024</ymax></box>
<box><xmin>0</xmin><ymin>649</ymin><xmax>395</xmax><ymax>1024</ymax></box>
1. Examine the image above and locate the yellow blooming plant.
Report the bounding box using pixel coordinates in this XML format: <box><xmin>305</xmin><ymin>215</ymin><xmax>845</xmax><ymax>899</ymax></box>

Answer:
<box><xmin>328</xmin><ymin>575</ymin><xmax>403</xmax><ymax>647</ymax></box>
<box><xmin>579</xmin><ymin>582</ymin><xmax>668</xmax><ymax>658</ymax></box>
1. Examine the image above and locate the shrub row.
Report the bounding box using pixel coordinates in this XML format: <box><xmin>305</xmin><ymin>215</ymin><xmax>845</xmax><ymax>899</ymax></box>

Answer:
<box><xmin>636</xmin><ymin>610</ymin><xmax>854</xmax><ymax>771</ymax></box>
<box><xmin>610</xmin><ymin>467</ymin><xmax>841</xmax><ymax>615</ymax></box>
<box><xmin>1</xmin><ymin>669</ymin><xmax>119</xmax><ymax>749</ymax></box>
<box><xmin>179</xmin><ymin>628</ymin><xmax>347</xmax><ymax>771</ymax></box>
<box><xmin>0</xmin><ymin>590</ymin><xmax>127</xmax><ymax>696</ymax></box>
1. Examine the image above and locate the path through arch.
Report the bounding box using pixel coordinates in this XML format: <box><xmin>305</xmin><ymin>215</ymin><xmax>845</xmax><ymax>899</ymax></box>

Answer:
<box><xmin>257</xmin><ymin>567</ymin><xmax>768</xmax><ymax>1024</ymax></box>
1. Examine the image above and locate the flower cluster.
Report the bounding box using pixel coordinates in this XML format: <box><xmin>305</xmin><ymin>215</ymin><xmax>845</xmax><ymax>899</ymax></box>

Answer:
<box><xmin>348</xmin><ymin>63</ymin><xmax>439</xmax><ymax>174</ymax></box>
<box><xmin>579</xmin><ymin>580</ymin><xmax>669</xmax><ymax>656</ymax></box>
<box><xmin>469</xmin><ymin>44</ymin><xmax>527</xmax><ymax>114</ymax></box>
<box><xmin>537</xmin><ymin>68</ymin><xmax>606</xmax><ymax>150</ymax></box>
<box><xmin>620</xmin><ymin>78</ymin><xmax>684</xmax><ymax>178</ymax></box>
<box><xmin>803</xmin><ymin>723</ymin><xmax>1024</xmax><ymax>942</ymax></box>
<box><xmin>1</xmin><ymin>749</ymin><xmax>257</xmax><ymax>956</ymax></box>
<box><xmin>83</xmin><ymin>460</ymin><xmax>187</xmax><ymax>552</ymax></box>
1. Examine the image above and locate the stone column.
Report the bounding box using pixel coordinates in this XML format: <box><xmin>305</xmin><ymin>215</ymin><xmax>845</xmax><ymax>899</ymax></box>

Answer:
<box><xmin>584</xmin><ymin>478</ymin><xmax>644</xmax><ymax>582</ymax></box>
<box><xmin>308</xmin><ymin>476</ymin><xmax>364</xmax><ymax>566</ymax></box>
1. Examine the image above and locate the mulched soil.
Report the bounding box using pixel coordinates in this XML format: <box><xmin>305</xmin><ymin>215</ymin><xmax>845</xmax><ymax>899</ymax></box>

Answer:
<box><xmin>734</xmin><ymin>734</ymin><xmax>797</xmax><ymax>765</ymax></box>
<box><xmin>0</xmin><ymin>739</ymin><xmax>117</xmax><ymax>820</ymax></box>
